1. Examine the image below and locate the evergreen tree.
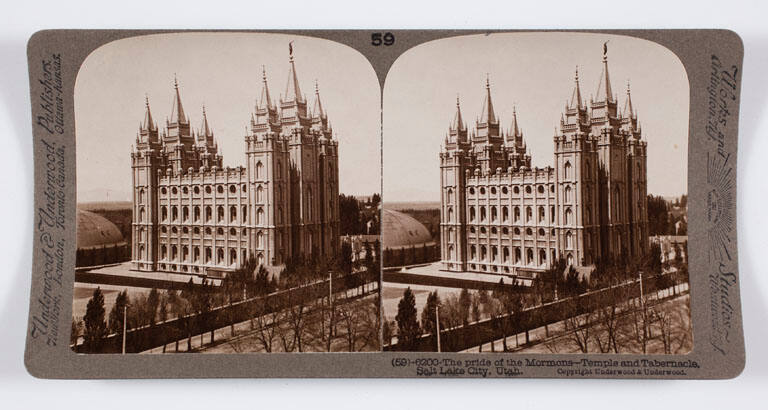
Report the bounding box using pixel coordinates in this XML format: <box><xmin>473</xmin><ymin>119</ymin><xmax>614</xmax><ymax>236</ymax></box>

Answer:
<box><xmin>82</xmin><ymin>287</ymin><xmax>107</xmax><ymax>352</ymax></box>
<box><xmin>146</xmin><ymin>288</ymin><xmax>160</xmax><ymax>326</ymax></box>
<box><xmin>420</xmin><ymin>291</ymin><xmax>441</xmax><ymax>336</ymax></box>
<box><xmin>458</xmin><ymin>288</ymin><xmax>471</xmax><ymax>327</ymax></box>
<box><xmin>395</xmin><ymin>287</ymin><xmax>420</xmax><ymax>350</ymax></box>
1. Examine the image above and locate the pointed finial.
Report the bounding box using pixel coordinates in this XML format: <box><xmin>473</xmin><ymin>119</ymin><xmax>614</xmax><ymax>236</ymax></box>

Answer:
<box><xmin>289</xmin><ymin>41</ymin><xmax>294</xmax><ymax>60</ymax></box>
<box><xmin>627</xmin><ymin>79</ymin><xmax>631</xmax><ymax>93</ymax></box>
<box><xmin>603</xmin><ymin>40</ymin><xmax>609</xmax><ymax>59</ymax></box>
<box><xmin>575</xmin><ymin>66</ymin><xmax>579</xmax><ymax>81</ymax></box>
<box><xmin>315</xmin><ymin>79</ymin><xmax>319</xmax><ymax>94</ymax></box>
<box><xmin>145</xmin><ymin>93</ymin><xmax>150</xmax><ymax>107</ymax></box>
<box><xmin>262</xmin><ymin>65</ymin><xmax>267</xmax><ymax>80</ymax></box>
<box><xmin>173</xmin><ymin>73</ymin><xmax>179</xmax><ymax>89</ymax></box>
<box><xmin>485</xmin><ymin>73</ymin><xmax>490</xmax><ymax>88</ymax></box>
<box><xmin>456</xmin><ymin>94</ymin><xmax>460</xmax><ymax>106</ymax></box>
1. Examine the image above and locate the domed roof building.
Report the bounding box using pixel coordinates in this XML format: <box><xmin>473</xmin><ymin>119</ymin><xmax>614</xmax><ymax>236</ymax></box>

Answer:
<box><xmin>382</xmin><ymin>209</ymin><xmax>438</xmax><ymax>267</ymax></box>
<box><xmin>76</xmin><ymin>210</ymin><xmax>129</xmax><ymax>267</ymax></box>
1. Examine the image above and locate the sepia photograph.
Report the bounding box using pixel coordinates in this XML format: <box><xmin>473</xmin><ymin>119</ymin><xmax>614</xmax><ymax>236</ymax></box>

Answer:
<box><xmin>71</xmin><ymin>33</ymin><xmax>382</xmax><ymax>353</ymax></box>
<box><xmin>382</xmin><ymin>32</ymin><xmax>692</xmax><ymax>353</ymax></box>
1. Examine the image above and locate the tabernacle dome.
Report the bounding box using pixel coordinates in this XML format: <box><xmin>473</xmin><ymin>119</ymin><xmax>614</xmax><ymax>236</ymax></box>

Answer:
<box><xmin>76</xmin><ymin>210</ymin><xmax>129</xmax><ymax>267</ymax></box>
<box><xmin>381</xmin><ymin>209</ymin><xmax>438</xmax><ymax>267</ymax></box>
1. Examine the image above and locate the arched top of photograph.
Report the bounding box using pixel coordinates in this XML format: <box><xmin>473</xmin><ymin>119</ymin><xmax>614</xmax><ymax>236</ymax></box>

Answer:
<box><xmin>383</xmin><ymin>32</ymin><xmax>689</xmax><ymax>203</ymax></box>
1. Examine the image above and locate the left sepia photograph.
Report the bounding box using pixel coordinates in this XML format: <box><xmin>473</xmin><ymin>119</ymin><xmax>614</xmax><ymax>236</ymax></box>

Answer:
<box><xmin>71</xmin><ymin>33</ymin><xmax>382</xmax><ymax>354</ymax></box>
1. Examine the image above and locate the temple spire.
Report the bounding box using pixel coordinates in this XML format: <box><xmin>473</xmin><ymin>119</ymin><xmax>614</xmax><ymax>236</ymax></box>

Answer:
<box><xmin>479</xmin><ymin>74</ymin><xmax>497</xmax><ymax>124</ymax></box>
<box><xmin>142</xmin><ymin>95</ymin><xmax>156</xmax><ymax>131</ymax></box>
<box><xmin>623</xmin><ymin>80</ymin><xmax>635</xmax><ymax>118</ymax></box>
<box><xmin>595</xmin><ymin>42</ymin><xmax>614</xmax><ymax>103</ymax></box>
<box><xmin>258</xmin><ymin>66</ymin><xmax>274</xmax><ymax>110</ymax></box>
<box><xmin>284</xmin><ymin>42</ymin><xmax>303</xmax><ymax>103</ymax></box>
<box><xmin>200</xmin><ymin>105</ymin><xmax>212</xmax><ymax>137</ymax></box>
<box><xmin>569</xmin><ymin>66</ymin><xmax>584</xmax><ymax>109</ymax></box>
<box><xmin>510</xmin><ymin>105</ymin><xmax>520</xmax><ymax>136</ymax></box>
<box><xmin>312</xmin><ymin>80</ymin><xmax>326</xmax><ymax>119</ymax></box>
<box><xmin>451</xmin><ymin>95</ymin><xmax>465</xmax><ymax>131</ymax></box>
<box><xmin>170</xmin><ymin>75</ymin><xmax>188</xmax><ymax>125</ymax></box>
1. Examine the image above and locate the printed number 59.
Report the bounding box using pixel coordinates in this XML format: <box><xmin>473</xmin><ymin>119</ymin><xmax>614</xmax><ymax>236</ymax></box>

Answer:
<box><xmin>371</xmin><ymin>32</ymin><xmax>395</xmax><ymax>46</ymax></box>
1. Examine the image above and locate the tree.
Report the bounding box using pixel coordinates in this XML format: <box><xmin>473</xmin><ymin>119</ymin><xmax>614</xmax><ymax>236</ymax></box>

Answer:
<box><xmin>70</xmin><ymin>318</ymin><xmax>82</xmax><ymax>346</ymax></box>
<box><xmin>82</xmin><ymin>287</ymin><xmax>107</xmax><ymax>352</ymax></box>
<box><xmin>146</xmin><ymin>288</ymin><xmax>160</xmax><ymax>327</ymax></box>
<box><xmin>395</xmin><ymin>287</ymin><xmax>420</xmax><ymax>350</ymax></box>
<box><xmin>108</xmin><ymin>289</ymin><xmax>130</xmax><ymax>350</ymax></box>
<box><xmin>458</xmin><ymin>288</ymin><xmax>471</xmax><ymax>327</ymax></box>
<box><xmin>420</xmin><ymin>291</ymin><xmax>441</xmax><ymax>338</ymax></box>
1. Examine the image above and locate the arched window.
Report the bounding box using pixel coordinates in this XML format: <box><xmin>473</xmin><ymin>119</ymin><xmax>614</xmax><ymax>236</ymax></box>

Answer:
<box><xmin>230</xmin><ymin>249</ymin><xmax>237</xmax><ymax>266</ymax></box>
<box><xmin>182</xmin><ymin>206</ymin><xmax>189</xmax><ymax>222</ymax></box>
<box><xmin>242</xmin><ymin>205</ymin><xmax>247</xmax><ymax>223</ymax></box>
<box><xmin>138</xmin><ymin>189</ymin><xmax>145</xmax><ymax>204</ymax></box>
<box><xmin>138</xmin><ymin>245</ymin><xmax>145</xmax><ymax>258</ymax></box>
<box><xmin>538</xmin><ymin>206</ymin><xmax>545</xmax><ymax>222</ymax></box>
<box><xmin>447</xmin><ymin>207</ymin><xmax>454</xmax><ymax>222</ymax></box>
<box><xmin>161</xmin><ymin>245</ymin><xmax>167</xmax><ymax>260</ymax></box>
<box><xmin>171</xmin><ymin>245</ymin><xmax>178</xmax><ymax>261</ymax></box>
<box><xmin>257</xmin><ymin>253</ymin><xmax>265</xmax><ymax>266</ymax></box>
<box><xmin>205</xmin><ymin>247</ymin><xmax>212</xmax><ymax>263</ymax></box>
<box><xmin>446</xmin><ymin>189</ymin><xmax>453</xmax><ymax>204</ymax></box>
<box><xmin>257</xmin><ymin>208</ymin><xmax>264</xmax><ymax>225</ymax></box>
<box><xmin>480</xmin><ymin>207</ymin><xmax>486</xmax><ymax>221</ymax></box>
<box><xmin>565</xmin><ymin>208</ymin><xmax>573</xmax><ymax>225</ymax></box>
<box><xmin>514</xmin><ymin>206</ymin><xmax>520</xmax><ymax>222</ymax></box>
<box><xmin>182</xmin><ymin>246</ymin><xmax>189</xmax><ymax>262</ymax></box>
<box><xmin>480</xmin><ymin>245</ymin><xmax>487</xmax><ymax>261</ymax></box>
<box><xmin>448</xmin><ymin>245</ymin><xmax>454</xmax><ymax>260</ymax></box>
<box><xmin>550</xmin><ymin>205</ymin><xmax>555</xmax><ymax>223</ymax></box>
<box><xmin>491</xmin><ymin>206</ymin><xmax>497</xmax><ymax>222</ymax></box>
<box><xmin>205</xmin><ymin>206</ymin><xmax>212</xmax><ymax>222</ymax></box>
<box><xmin>470</xmin><ymin>245</ymin><xmax>477</xmax><ymax>260</ymax></box>
<box><xmin>217</xmin><ymin>205</ymin><xmax>224</xmax><ymax>222</ymax></box>
<box><xmin>217</xmin><ymin>248</ymin><xmax>224</xmax><ymax>264</ymax></box>
<box><xmin>515</xmin><ymin>247</ymin><xmax>521</xmax><ymax>263</ymax></box>
<box><xmin>255</xmin><ymin>161</ymin><xmax>264</xmax><ymax>179</ymax></box>
<box><xmin>257</xmin><ymin>185</ymin><xmax>264</xmax><ymax>203</ymax></box>
<box><xmin>503</xmin><ymin>247</ymin><xmax>510</xmax><ymax>262</ymax></box>
<box><xmin>526</xmin><ymin>249</ymin><xmax>534</xmax><ymax>265</ymax></box>
<box><xmin>194</xmin><ymin>206</ymin><xmax>201</xmax><ymax>222</ymax></box>
<box><xmin>565</xmin><ymin>185</ymin><xmax>572</xmax><ymax>203</ymax></box>
<box><xmin>469</xmin><ymin>206</ymin><xmax>476</xmax><ymax>222</ymax></box>
<box><xmin>229</xmin><ymin>228</ymin><xmax>236</xmax><ymax>236</ymax></box>
<box><xmin>567</xmin><ymin>253</ymin><xmax>574</xmax><ymax>266</ymax></box>
<box><xmin>172</xmin><ymin>206</ymin><xmax>178</xmax><ymax>222</ymax></box>
<box><xmin>566</xmin><ymin>231</ymin><xmax>573</xmax><ymax>248</ymax></box>
<box><xmin>257</xmin><ymin>231</ymin><xmax>264</xmax><ymax>249</ymax></box>
<box><xmin>229</xmin><ymin>206</ymin><xmax>237</xmax><ymax>222</ymax></box>
<box><xmin>526</xmin><ymin>206</ymin><xmax>532</xmax><ymax>222</ymax></box>
<box><xmin>539</xmin><ymin>249</ymin><xmax>547</xmax><ymax>266</ymax></box>
<box><xmin>193</xmin><ymin>247</ymin><xmax>200</xmax><ymax>262</ymax></box>
<box><xmin>502</xmin><ymin>206</ymin><xmax>509</xmax><ymax>222</ymax></box>
<box><xmin>491</xmin><ymin>246</ymin><xmax>498</xmax><ymax>262</ymax></box>
<box><xmin>139</xmin><ymin>207</ymin><xmax>145</xmax><ymax>222</ymax></box>
<box><xmin>564</xmin><ymin>161</ymin><xmax>572</xmax><ymax>179</ymax></box>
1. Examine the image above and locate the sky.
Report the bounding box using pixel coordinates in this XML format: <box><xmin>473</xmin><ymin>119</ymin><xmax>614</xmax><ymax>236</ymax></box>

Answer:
<box><xmin>383</xmin><ymin>32</ymin><xmax>689</xmax><ymax>202</ymax></box>
<box><xmin>75</xmin><ymin>32</ymin><xmax>380</xmax><ymax>202</ymax></box>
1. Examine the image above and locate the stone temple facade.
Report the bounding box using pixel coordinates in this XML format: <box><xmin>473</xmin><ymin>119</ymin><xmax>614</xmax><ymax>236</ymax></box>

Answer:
<box><xmin>131</xmin><ymin>49</ymin><xmax>340</xmax><ymax>276</ymax></box>
<box><xmin>440</xmin><ymin>49</ymin><xmax>649</xmax><ymax>278</ymax></box>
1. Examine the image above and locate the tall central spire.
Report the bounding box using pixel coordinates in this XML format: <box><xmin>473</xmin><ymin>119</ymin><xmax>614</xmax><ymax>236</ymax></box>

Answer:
<box><xmin>284</xmin><ymin>42</ymin><xmax>303</xmax><ymax>103</ymax></box>
<box><xmin>200</xmin><ymin>105</ymin><xmax>212</xmax><ymax>137</ymax></box>
<box><xmin>595</xmin><ymin>42</ymin><xmax>614</xmax><ymax>103</ymax></box>
<box><xmin>479</xmin><ymin>74</ymin><xmax>497</xmax><ymax>124</ymax></box>
<box><xmin>170</xmin><ymin>76</ymin><xmax>188</xmax><ymax>125</ymax></box>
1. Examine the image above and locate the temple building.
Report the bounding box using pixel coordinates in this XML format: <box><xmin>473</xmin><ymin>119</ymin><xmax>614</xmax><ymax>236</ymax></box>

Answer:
<box><xmin>130</xmin><ymin>47</ymin><xmax>340</xmax><ymax>276</ymax></box>
<box><xmin>440</xmin><ymin>47</ymin><xmax>649</xmax><ymax>278</ymax></box>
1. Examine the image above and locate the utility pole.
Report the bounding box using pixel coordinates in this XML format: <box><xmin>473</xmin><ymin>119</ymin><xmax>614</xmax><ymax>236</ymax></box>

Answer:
<box><xmin>122</xmin><ymin>304</ymin><xmax>128</xmax><ymax>354</ymax></box>
<box><xmin>435</xmin><ymin>305</ymin><xmax>441</xmax><ymax>353</ymax></box>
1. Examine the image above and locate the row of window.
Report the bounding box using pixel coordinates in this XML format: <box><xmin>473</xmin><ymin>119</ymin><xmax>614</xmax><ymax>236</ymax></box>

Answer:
<box><xmin>142</xmin><ymin>244</ymin><xmax>265</xmax><ymax>267</ymax></box>
<box><xmin>137</xmin><ymin>205</ymin><xmax>275</xmax><ymax>225</ymax></box>
<box><xmin>465</xmin><ymin>226</ymin><xmax>555</xmax><ymax>237</ymax></box>
<box><xmin>461</xmin><ymin>184</ymin><xmax>555</xmax><ymax>198</ymax></box>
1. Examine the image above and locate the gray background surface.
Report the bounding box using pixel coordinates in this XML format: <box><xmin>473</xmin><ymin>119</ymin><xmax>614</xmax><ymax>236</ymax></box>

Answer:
<box><xmin>1</xmin><ymin>0</ymin><xmax>767</xmax><ymax>408</ymax></box>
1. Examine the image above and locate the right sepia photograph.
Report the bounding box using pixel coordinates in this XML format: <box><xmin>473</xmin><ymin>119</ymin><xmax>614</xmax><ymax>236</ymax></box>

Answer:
<box><xmin>382</xmin><ymin>32</ymin><xmax>691</xmax><ymax>353</ymax></box>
